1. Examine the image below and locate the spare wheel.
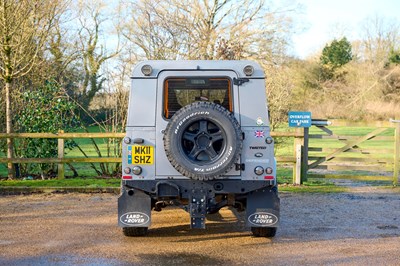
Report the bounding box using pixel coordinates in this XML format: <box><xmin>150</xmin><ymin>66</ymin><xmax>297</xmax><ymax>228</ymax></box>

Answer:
<box><xmin>163</xmin><ymin>102</ymin><xmax>242</xmax><ymax>180</ymax></box>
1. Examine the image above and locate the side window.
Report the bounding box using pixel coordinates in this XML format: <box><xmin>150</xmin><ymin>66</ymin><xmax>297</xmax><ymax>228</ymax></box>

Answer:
<box><xmin>163</xmin><ymin>77</ymin><xmax>232</xmax><ymax>119</ymax></box>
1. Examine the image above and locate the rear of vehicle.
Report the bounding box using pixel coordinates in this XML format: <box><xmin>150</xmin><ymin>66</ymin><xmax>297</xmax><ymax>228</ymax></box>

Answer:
<box><xmin>118</xmin><ymin>60</ymin><xmax>279</xmax><ymax>237</ymax></box>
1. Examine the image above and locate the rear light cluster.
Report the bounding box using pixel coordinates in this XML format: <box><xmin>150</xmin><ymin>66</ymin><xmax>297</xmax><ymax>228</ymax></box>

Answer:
<box><xmin>254</xmin><ymin>166</ymin><xmax>264</xmax><ymax>175</ymax></box>
<box><xmin>141</xmin><ymin>64</ymin><xmax>153</xmax><ymax>76</ymax></box>
<box><xmin>254</xmin><ymin>166</ymin><xmax>274</xmax><ymax>175</ymax></box>
<box><xmin>265</xmin><ymin>137</ymin><xmax>273</xmax><ymax>144</ymax></box>
<box><xmin>124</xmin><ymin>167</ymin><xmax>131</xmax><ymax>174</ymax></box>
<box><xmin>124</xmin><ymin>166</ymin><xmax>142</xmax><ymax>175</ymax></box>
<box><xmin>265</xmin><ymin>167</ymin><xmax>273</xmax><ymax>174</ymax></box>
<box><xmin>132</xmin><ymin>166</ymin><xmax>142</xmax><ymax>175</ymax></box>
<box><xmin>253</xmin><ymin>137</ymin><xmax>274</xmax><ymax>179</ymax></box>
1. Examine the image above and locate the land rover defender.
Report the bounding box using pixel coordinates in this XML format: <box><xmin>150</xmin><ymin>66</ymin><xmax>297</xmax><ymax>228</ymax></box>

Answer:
<box><xmin>118</xmin><ymin>60</ymin><xmax>279</xmax><ymax>237</ymax></box>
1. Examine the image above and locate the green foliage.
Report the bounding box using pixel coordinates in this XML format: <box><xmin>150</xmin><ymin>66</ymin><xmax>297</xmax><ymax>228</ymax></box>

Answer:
<box><xmin>18</xmin><ymin>82</ymin><xmax>80</xmax><ymax>132</ymax></box>
<box><xmin>388</xmin><ymin>49</ymin><xmax>400</xmax><ymax>65</ymax></box>
<box><xmin>319</xmin><ymin>37</ymin><xmax>353</xmax><ymax>80</ymax></box>
<box><xmin>15</xmin><ymin>81</ymin><xmax>81</xmax><ymax>177</ymax></box>
<box><xmin>320</xmin><ymin>37</ymin><xmax>353</xmax><ymax>69</ymax></box>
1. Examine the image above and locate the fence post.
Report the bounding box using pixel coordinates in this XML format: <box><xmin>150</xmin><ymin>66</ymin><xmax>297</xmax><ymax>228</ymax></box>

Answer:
<box><xmin>294</xmin><ymin>144</ymin><xmax>302</xmax><ymax>185</ymax></box>
<box><xmin>58</xmin><ymin>130</ymin><xmax>65</xmax><ymax>179</ymax></box>
<box><xmin>301</xmin><ymin>127</ymin><xmax>309</xmax><ymax>183</ymax></box>
<box><xmin>293</xmin><ymin>128</ymin><xmax>304</xmax><ymax>184</ymax></box>
<box><xmin>394</xmin><ymin>123</ymin><xmax>400</xmax><ymax>186</ymax></box>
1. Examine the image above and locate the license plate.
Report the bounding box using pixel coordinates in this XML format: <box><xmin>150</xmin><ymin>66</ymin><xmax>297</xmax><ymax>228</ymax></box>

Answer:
<box><xmin>127</xmin><ymin>145</ymin><xmax>154</xmax><ymax>165</ymax></box>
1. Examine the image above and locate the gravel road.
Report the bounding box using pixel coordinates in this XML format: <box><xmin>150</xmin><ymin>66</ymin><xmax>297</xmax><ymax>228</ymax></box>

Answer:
<box><xmin>0</xmin><ymin>186</ymin><xmax>399</xmax><ymax>265</ymax></box>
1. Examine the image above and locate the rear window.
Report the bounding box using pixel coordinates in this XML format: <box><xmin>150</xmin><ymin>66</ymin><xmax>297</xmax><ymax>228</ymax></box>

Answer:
<box><xmin>163</xmin><ymin>77</ymin><xmax>232</xmax><ymax>119</ymax></box>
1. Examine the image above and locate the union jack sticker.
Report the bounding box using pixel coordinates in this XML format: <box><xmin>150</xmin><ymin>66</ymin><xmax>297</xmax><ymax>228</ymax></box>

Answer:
<box><xmin>254</xmin><ymin>130</ymin><xmax>265</xmax><ymax>138</ymax></box>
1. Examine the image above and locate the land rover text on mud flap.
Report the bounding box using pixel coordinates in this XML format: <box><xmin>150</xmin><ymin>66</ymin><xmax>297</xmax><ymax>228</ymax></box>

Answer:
<box><xmin>118</xmin><ymin>60</ymin><xmax>280</xmax><ymax>237</ymax></box>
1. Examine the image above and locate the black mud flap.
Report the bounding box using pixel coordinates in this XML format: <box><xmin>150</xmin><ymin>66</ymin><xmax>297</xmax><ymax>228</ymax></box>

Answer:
<box><xmin>246</xmin><ymin>188</ymin><xmax>280</xmax><ymax>228</ymax></box>
<box><xmin>118</xmin><ymin>188</ymin><xmax>151</xmax><ymax>228</ymax></box>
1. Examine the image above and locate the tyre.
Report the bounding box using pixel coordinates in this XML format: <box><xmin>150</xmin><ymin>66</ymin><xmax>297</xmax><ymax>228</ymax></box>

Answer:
<box><xmin>251</xmin><ymin>227</ymin><xmax>277</xmax><ymax>237</ymax></box>
<box><xmin>164</xmin><ymin>102</ymin><xmax>242</xmax><ymax>180</ymax></box>
<box><xmin>122</xmin><ymin>227</ymin><xmax>148</xmax><ymax>237</ymax></box>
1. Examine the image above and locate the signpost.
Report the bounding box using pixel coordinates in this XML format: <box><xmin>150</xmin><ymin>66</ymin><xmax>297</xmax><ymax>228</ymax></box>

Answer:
<box><xmin>288</xmin><ymin>111</ymin><xmax>311</xmax><ymax>184</ymax></box>
<box><xmin>288</xmin><ymin>111</ymin><xmax>311</xmax><ymax>128</ymax></box>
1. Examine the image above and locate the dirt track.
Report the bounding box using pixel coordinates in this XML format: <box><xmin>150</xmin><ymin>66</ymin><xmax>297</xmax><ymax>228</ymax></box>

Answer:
<box><xmin>1</xmin><ymin>186</ymin><xmax>400</xmax><ymax>265</ymax></box>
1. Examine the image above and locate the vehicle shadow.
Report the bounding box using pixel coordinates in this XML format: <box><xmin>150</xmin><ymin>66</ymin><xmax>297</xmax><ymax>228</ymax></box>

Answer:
<box><xmin>141</xmin><ymin>208</ymin><xmax>269</xmax><ymax>242</ymax></box>
<box><xmin>143</xmin><ymin>191</ymin><xmax>400</xmax><ymax>244</ymax></box>
<box><xmin>146</xmin><ymin>221</ymin><xmax>250</xmax><ymax>241</ymax></box>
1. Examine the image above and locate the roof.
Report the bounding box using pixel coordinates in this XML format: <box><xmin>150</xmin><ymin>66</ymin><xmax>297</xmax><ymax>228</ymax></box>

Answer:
<box><xmin>131</xmin><ymin>60</ymin><xmax>265</xmax><ymax>78</ymax></box>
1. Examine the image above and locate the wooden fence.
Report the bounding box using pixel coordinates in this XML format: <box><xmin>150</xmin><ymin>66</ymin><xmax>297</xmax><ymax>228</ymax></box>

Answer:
<box><xmin>0</xmin><ymin>120</ymin><xmax>399</xmax><ymax>185</ymax></box>
<box><xmin>0</xmin><ymin>132</ymin><xmax>125</xmax><ymax>179</ymax></box>
<box><xmin>0</xmin><ymin>131</ymin><xmax>302</xmax><ymax>181</ymax></box>
<box><xmin>305</xmin><ymin>120</ymin><xmax>399</xmax><ymax>185</ymax></box>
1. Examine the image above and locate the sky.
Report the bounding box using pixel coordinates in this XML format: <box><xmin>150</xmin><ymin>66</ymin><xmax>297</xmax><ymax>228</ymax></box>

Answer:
<box><xmin>292</xmin><ymin>0</ymin><xmax>400</xmax><ymax>58</ymax></box>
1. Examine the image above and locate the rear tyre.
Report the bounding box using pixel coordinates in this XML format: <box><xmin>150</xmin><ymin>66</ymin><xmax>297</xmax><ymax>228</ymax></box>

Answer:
<box><xmin>122</xmin><ymin>227</ymin><xmax>148</xmax><ymax>237</ymax></box>
<box><xmin>251</xmin><ymin>227</ymin><xmax>277</xmax><ymax>237</ymax></box>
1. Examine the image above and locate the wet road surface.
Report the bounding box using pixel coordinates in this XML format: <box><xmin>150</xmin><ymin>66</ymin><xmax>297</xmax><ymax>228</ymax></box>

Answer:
<box><xmin>1</xmin><ymin>188</ymin><xmax>399</xmax><ymax>265</ymax></box>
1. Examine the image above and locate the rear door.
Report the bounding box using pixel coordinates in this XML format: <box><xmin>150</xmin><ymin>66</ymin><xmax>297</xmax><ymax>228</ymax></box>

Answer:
<box><xmin>155</xmin><ymin>70</ymin><xmax>241</xmax><ymax>178</ymax></box>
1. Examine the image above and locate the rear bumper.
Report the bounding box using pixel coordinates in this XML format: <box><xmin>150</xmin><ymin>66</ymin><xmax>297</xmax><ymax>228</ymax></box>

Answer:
<box><xmin>122</xmin><ymin>179</ymin><xmax>276</xmax><ymax>198</ymax></box>
<box><xmin>119</xmin><ymin>179</ymin><xmax>279</xmax><ymax>229</ymax></box>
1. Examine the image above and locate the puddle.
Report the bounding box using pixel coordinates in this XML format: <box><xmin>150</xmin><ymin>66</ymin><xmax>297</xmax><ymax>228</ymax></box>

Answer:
<box><xmin>377</xmin><ymin>225</ymin><xmax>399</xmax><ymax>230</ymax></box>
<box><xmin>140</xmin><ymin>252</ymin><xmax>228</xmax><ymax>265</ymax></box>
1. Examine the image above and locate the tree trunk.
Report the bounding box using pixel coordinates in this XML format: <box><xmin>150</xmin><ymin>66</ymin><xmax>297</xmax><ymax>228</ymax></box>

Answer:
<box><xmin>5</xmin><ymin>81</ymin><xmax>15</xmax><ymax>179</ymax></box>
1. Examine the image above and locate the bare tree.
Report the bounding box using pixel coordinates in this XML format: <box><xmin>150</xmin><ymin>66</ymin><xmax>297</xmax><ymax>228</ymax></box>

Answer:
<box><xmin>119</xmin><ymin>0</ymin><xmax>184</xmax><ymax>59</ymax></box>
<box><xmin>121</xmin><ymin>0</ymin><xmax>296</xmax><ymax>61</ymax></box>
<box><xmin>118</xmin><ymin>0</ymin><xmax>298</xmax><ymax>130</ymax></box>
<box><xmin>361</xmin><ymin>15</ymin><xmax>400</xmax><ymax>65</ymax></box>
<box><xmin>0</xmin><ymin>0</ymin><xmax>65</xmax><ymax>178</ymax></box>
<box><xmin>265</xmin><ymin>65</ymin><xmax>293</xmax><ymax>130</ymax></box>
<box><xmin>76</xmin><ymin>1</ymin><xmax>120</xmax><ymax>109</ymax></box>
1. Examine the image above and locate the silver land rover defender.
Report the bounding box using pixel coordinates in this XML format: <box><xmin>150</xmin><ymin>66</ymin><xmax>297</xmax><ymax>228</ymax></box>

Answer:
<box><xmin>118</xmin><ymin>60</ymin><xmax>279</xmax><ymax>237</ymax></box>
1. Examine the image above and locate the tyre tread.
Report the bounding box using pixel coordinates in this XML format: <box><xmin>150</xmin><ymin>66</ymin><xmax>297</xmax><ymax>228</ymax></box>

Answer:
<box><xmin>251</xmin><ymin>227</ymin><xmax>277</xmax><ymax>237</ymax></box>
<box><xmin>122</xmin><ymin>227</ymin><xmax>148</xmax><ymax>237</ymax></box>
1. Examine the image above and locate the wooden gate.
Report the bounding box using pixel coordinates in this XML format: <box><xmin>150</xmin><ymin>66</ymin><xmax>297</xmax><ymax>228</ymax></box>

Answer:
<box><xmin>305</xmin><ymin>120</ymin><xmax>400</xmax><ymax>185</ymax></box>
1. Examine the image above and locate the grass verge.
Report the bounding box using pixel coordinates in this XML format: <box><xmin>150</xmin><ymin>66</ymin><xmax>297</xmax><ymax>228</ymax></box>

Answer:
<box><xmin>279</xmin><ymin>185</ymin><xmax>348</xmax><ymax>193</ymax></box>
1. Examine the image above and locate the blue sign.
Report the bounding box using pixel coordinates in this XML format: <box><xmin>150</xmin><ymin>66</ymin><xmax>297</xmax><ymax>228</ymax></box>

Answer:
<box><xmin>288</xmin><ymin>111</ymin><xmax>311</xmax><ymax>127</ymax></box>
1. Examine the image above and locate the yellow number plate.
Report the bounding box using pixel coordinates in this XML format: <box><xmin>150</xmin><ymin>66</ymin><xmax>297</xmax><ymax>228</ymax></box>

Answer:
<box><xmin>128</xmin><ymin>145</ymin><xmax>154</xmax><ymax>165</ymax></box>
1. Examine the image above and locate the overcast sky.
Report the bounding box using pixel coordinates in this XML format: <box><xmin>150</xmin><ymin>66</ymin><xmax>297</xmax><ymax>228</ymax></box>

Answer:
<box><xmin>292</xmin><ymin>0</ymin><xmax>400</xmax><ymax>58</ymax></box>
